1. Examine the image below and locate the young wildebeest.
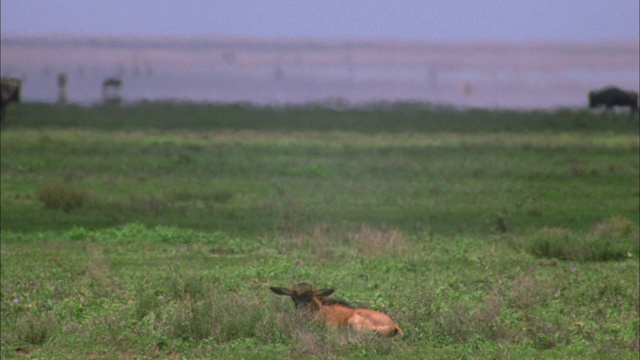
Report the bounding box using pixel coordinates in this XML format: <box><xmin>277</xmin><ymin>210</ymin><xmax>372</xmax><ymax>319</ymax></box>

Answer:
<box><xmin>1</xmin><ymin>78</ymin><xmax>22</xmax><ymax>126</ymax></box>
<box><xmin>588</xmin><ymin>86</ymin><xmax>639</xmax><ymax>116</ymax></box>
<box><xmin>270</xmin><ymin>283</ymin><xmax>403</xmax><ymax>338</ymax></box>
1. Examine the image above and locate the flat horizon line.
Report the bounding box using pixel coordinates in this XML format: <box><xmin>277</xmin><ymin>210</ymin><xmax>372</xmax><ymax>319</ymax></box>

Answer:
<box><xmin>2</xmin><ymin>32</ymin><xmax>638</xmax><ymax>48</ymax></box>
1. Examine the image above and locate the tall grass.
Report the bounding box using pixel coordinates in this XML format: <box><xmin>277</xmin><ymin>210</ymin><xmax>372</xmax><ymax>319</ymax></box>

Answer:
<box><xmin>1</xmin><ymin>223</ymin><xmax>638</xmax><ymax>358</ymax></box>
<box><xmin>37</xmin><ymin>182</ymin><xmax>90</xmax><ymax>212</ymax></box>
<box><xmin>1</xmin><ymin>103</ymin><xmax>638</xmax><ymax>358</ymax></box>
<box><xmin>2</xmin><ymin>104</ymin><xmax>637</xmax><ymax>236</ymax></box>
<box><xmin>523</xmin><ymin>217</ymin><xmax>639</xmax><ymax>261</ymax></box>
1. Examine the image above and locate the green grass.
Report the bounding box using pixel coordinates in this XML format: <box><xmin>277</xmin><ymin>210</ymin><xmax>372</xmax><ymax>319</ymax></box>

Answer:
<box><xmin>1</xmin><ymin>102</ymin><xmax>638</xmax><ymax>359</ymax></box>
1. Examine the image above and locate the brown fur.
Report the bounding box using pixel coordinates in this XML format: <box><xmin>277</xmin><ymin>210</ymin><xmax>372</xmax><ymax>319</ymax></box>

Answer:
<box><xmin>270</xmin><ymin>283</ymin><xmax>403</xmax><ymax>338</ymax></box>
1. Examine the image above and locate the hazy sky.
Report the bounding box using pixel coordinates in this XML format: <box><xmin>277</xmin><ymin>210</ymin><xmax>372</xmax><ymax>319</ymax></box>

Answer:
<box><xmin>1</xmin><ymin>0</ymin><xmax>639</xmax><ymax>42</ymax></box>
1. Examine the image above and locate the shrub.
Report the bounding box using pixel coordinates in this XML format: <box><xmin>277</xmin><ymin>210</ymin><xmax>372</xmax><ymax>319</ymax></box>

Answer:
<box><xmin>508</xmin><ymin>272</ymin><xmax>550</xmax><ymax>310</ymax></box>
<box><xmin>523</xmin><ymin>217</ymin><xmax>639</xmax><ymax>261</ymax></box>
<box><xmin>15</xmin><ymin>314</ymin><xmax>56</xmax><ymax>345</ymax></box>
<box><xmin>592</xmin><ymin>216</ymin><xmax>638</xmax><ymax>239</ymax></box>
<box><xmin>348</xmin><ymin>224</ymin><xmax>406</xmax><ymax>256</ymax></box>
<box><xmin>37</xmin><ymin>182</ymin><xmax>89</xmax><ymax>212</ymax></box>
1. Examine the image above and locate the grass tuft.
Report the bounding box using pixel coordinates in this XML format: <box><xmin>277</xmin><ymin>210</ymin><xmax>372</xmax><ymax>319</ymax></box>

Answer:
<box><xmin>166</xmin><ymin>292</ymin><xmax>265</xmax><ymax>343</ymax></box>
<box><xmin>37</xmin><ymin>182</ymin><xmax>89</xmax><ymax>212</ymax></box>
<box><xmin>522</xmin><ymin>217</ymin><xmax>639</xmax><ymax>261</ymax></box>
<box><xmin>508</xmin><ymin>272</ymin><xmax>551</xmax><ymax>310</ymax></box>
<box><xmin>15</xmin><ymin>314</ymin><xmax>56</xmax><ymax>345</ymax></box>
<box><xmin>348</xmin><ymin>224</ymin><xmax>406</xmax><ymax>256</ymax></box>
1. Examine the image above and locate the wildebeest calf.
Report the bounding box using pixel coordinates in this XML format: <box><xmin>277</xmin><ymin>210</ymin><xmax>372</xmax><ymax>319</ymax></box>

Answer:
<box><xmin>271</xmin><ymin>283</ymin><xmax>403</xmax><ymax>338</ymax></box>
<box><xmin>1</xmin><ymin>78</ymin><xmax>22</xmax><ymax>126</ymax></box>
<box><xmin>588</xmin><ymin>86</ymin><xmax>638</xmax><ymax>116</ymax></box>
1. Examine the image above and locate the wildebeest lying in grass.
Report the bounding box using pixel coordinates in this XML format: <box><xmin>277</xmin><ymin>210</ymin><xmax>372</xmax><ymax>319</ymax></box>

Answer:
<box><xmin>270</xmin><ymin>283</ymin><xmax>403</xmax><ymax>338</ymax></box>
<box><xmin>1</xmin><ymin>77</ymin><xmax>22</xmax><ymax>126</ymax></box>
<box><xmin>588</xmin><ymin>86</ymin><xmax>638</xmax><ymax>116</ymax></box>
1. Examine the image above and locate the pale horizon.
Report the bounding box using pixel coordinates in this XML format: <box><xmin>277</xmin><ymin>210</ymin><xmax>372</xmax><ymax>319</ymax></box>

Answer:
<box><xmin>2</xmin><ymin>34</ymin><xmax>638</xmax><ymax>109</ymax></box>
<box><xmin>3</xmin><ymin>1</ymin><xmax>638</xmax><ymax>108</ymax></box>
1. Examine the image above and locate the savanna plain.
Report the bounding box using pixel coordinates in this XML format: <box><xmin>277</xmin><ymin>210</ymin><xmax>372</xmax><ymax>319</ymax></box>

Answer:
<box><xmin>1</xmin><ymin>103</ymin><xmax>638</xmax><ymax>359</ymax></box>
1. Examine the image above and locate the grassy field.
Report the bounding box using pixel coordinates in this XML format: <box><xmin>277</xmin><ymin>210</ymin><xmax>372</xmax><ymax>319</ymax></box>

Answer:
<box><xmin>1</xmin><ymin>102</ymin><xmax>638</xmax><ymax>359</ymax></box>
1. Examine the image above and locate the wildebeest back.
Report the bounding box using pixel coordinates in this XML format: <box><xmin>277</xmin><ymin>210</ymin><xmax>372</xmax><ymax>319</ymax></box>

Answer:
<box><xmin>589</xmin><ymin>86</ymin><xmax>638</xmax><ymax>114</ymax></box>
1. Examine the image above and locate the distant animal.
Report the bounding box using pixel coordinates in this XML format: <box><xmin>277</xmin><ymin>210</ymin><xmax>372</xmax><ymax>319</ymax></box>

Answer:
<box><xmin>102</xmin><ymin>77</ymin><xmax>123</xmax><ymax>103</ymax></box>
<box><xmin>270</xmin><ymin>283</ymin><xmax>403</xmax><ymax>338</ymax></box>
<box><xmin>1</xmin><ymin>77</ymin><xmax>22</xmax><ymax>126</ymax></box>
<box><xmin>588</xmin><ymin>86</ymin><xmax>638</xmax><ymax>116</ymax></box>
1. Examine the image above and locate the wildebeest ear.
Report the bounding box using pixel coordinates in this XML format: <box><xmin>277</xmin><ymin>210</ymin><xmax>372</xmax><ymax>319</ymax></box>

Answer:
<box><xmin>316</xmin><ymin>289</ymin><xmax>334</xmax><ymax>297</ymax></box>
<box><xmin>270</xmin><ymin>287</ymin><xmax>292</xmax><ymax>296</ymax></box>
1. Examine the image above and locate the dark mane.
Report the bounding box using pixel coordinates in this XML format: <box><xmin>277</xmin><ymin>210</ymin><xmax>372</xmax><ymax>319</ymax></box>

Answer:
<box><xmin>318</xmin><ymin>296</ymin><xmax>354</xmax><ymax>308</ymax></box>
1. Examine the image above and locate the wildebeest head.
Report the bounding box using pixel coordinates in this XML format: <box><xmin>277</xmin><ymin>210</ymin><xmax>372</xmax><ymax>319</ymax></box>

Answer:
<box><xmin>270</xmin><ymin>283</ymin><xmax>334</xmax><ymax>310</ymax></box>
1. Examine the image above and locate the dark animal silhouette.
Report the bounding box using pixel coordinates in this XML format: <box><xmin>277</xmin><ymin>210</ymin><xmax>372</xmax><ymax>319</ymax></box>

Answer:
<box><xmin>102</xmin><ymin>77</ymin><xmax>123</xmax><ymax>103</ymax></box>
<box><xmin>1</xmin><ymin>78</ymin><xmax>22</xmax><ymax>126</ymax></box>
<box><xmin>589</xmin><ymin>86</ymin><xmax>638</xmax><ymax>116</ymax></box>
<box><xmin>270</xmin><ymin>283</ymin><xmax>403</xmax><ymax>338</ymax></box>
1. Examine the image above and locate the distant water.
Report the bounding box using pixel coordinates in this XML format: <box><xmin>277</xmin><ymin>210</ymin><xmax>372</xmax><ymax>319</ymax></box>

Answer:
<box><xmin>2</xmin><ymin>35</ymin><xmax>638</xmax><ymax>109</ymax></box>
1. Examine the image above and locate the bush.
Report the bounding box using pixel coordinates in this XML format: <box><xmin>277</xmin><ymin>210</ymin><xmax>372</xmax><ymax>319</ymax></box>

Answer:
<box><xmin>37</xmin><ymin>183</ymin><xmax>89</xmax><ymax>212</ymax></box>
<box><xmin>523</xmin><ymin>217</ymin><xmax>639</xmax><ymax>261</ymax></box>
<box><xmin>15</xmin><ymin>314</ymin><xmax>56</xmax><ymax>345</ymax></box>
